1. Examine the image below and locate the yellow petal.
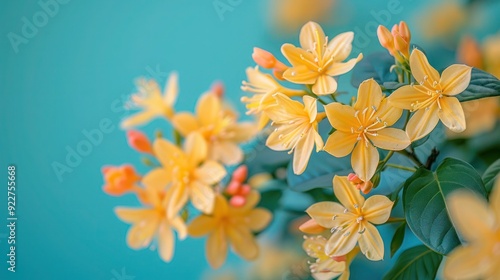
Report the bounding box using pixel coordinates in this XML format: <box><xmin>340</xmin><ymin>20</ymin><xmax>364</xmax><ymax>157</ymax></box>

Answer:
<box><xmin>292</xmin><ymin>129</ymin><xmax>315</xmax><ymax>174</ymax></box>
<box><xmin>257</xmin><ymin>113</ymin><xmax>270</xmax><ymax>130</ymax></box>
<box><xmin>282</xmin><ymin>65</ymin><xmax>318</xmax><ymax>84</ymax></box>
<box><xmin>362</xmin><ymin>195</ymin><xmax>394</xmax><ymax>224</ymax></box>
<box><xmin>490</xmin><ymin>177</ymin><xmax>500</xmax><ymax>223</ymax></box>
<box><xmin>274</xmin><ymin>92</ymin><xmax>305</xmax><ymax>113</ymax></box>
<box><xmin>312</xmin><ymin>75</ymin><xmax>338</xmax><ymax>95</ymax></box>
<box><xmin>299</xmin><ymin>21</ymin><xmax>326</xmax><ymax>58</ymax></box>
<box><xmin>351</xmin><ymin>140</ymin><xmax>379</xmax><ymax>182</ymax></box>
<box><xmin>195</xmin><ymin>161</ymin><xmax>226</xmax><ymax>185</ymax></box>
<box><xmin>440</xmin><ymin>64</ymin><xmax>472</xmax><ymax>96</ymax></box>
<box><xmin>171</xmin><ymin>216</ymin><xmax>187</xmax><ymax>239</ymax></box>
<box><xmin>410</xmin><ymin>49</ymin><xmax>440</xmax><ymax>85</ymax></box>
<box><xmin>306</xmin><ymin>201</ymin><xmax>350</xmax><ymax>228</ymax></box>
<box><xmin>126</xmin><ymin>214</ymin><xmax>160</xmax><ymax>249</ymax></box>
<box><xmin>325</xmin><ymin>223</ymin><xmax>360</xmax><ymax>257</ymax></box>
<box><xmin>354</xmin><ymin>79</ymin><xmax>384</xmax><ymax>111</ymax></box>
<box><xmin>206</xmin><ymin>227</ymin><xmax>228</xmax><ymax>269</ymax></box>
<box><xmin>121</xmin><ymin>110</ymin><xmax>156</xmax><ymax>129</ymax></box>
<box><xmin>325</xmin><ymin>31</ymin><xmax>355</xmax><ymax>62</ymax></box>
<box><xmin>209</xmin><ymin>141</ymin><xmax>243</xmax><ymax>165</ymax></box>
<box><xmin>313</xmin><ymin>259</ymin><xmax>344</xmax><ymax>280</ymax></box>
<box><xmin>406</xmin><ymin>104</ymin><xmax>440</xmax><ymax>141</ymax></box>
<box><xmin>142</xmin><ymin>168</ymin><xmax>170</xmax><ymax>191</ymax></box>
<box><xmin>196</xmin><ymin>93</ymin><xmax>221</xmax><ymax>127</ymax></box>
<box><xmin>163</xmin><ymin>72</ymin><xmax>178</xmax><ymax>106</ymax></box>
<box><xmin>115</xmin><ymin>208</ymin><xmax>157</xmax><ymax>223</ymax></box>
<box><xmin>326</xmin><ymin>54</ymin><xmax>363</xmax><ymax>77</ymax></box>
<box><xmin>241</xmin><ymin>191</ymin><xmax>261</xmax><ymax>211</ymax></box>
<box><xmin>314</xmin><ymin>127</ymin><xmax>325</xmax><ymax>151</ymax></box>
<box><xmin>376</xmin><ymin>98</ymin><xmax>403</xmax><ymax>126</ymax></box>
<box><xmin>303</xmin><ymin>95</ymin><xmax>318</xmax><ymax>122</ymax></box>
<box><xmin>189</xmin><ymin>181</ymin><xmax>215</xmax><ymax>214</ymax></box>
<box><xmin>188</xmin><ymin>216</ymin><xmax>217</xmax><ymax>237</ymax></box>
<box><xmin>368</xmin><ymin>128</ymin><xmax>410</xmax><ymax>151</ymax></box>
<box><xmin>438</xmin><ymin>97</ymin><xmax>466</xmax><ymax>132</ymax></box>
<box><xmin>184</xmin><ymin>132</ymin><xmax>207</xmax><ymax>167</ymax></box>
<box><xmin>324</xmin><ymin>131</ymin><xmax>358</xmax><ymax>157</ymax></box>
<box><xmin>165</xmin><ymin>184</ymin><xmax>189</xmax><ymax>219</ymax></box>
<box><xmin>157</xmin><ymin>221</ymin><xmax>174</xmax><ymax>262</ymax></box>
<box><xmin>388</xmin><ymin>85</ymin><xmax>431</xmax><ymax>110</ymax></box>
<box><xmin>333</xmin><ymin>175</ymin><xmax>365</xmax><ymax>211</ymax></box>
<box><xmin>227</xmin><ymin>225</ymin><xmax>259</xmax><ymax>260</ymax></box>
<box><xmin>324</xmin><ymin>102</ymin><xmax>359</xmax><ymax>132</ymax></box>
<box><xmin>358</xmin><ymin>223</ymin><xmax>384</xmax><ymax>261</ymax></box>
<box><xmin>447</xmin><ymin>190</ymin><xmax>495</xmax><ymax>242</ymax></box>
<box><xmin>281</xmin><ymin>43</ymin><xmax>317</xmax><ymax>69</ymax></box>
<box><xmin>171</xmin><ymin>112</ymin><xmax>199</xmax><ymax>137</ymax></box>
<box><xmin>443</xmin><ymin>245</ymin><xmax>490</xmax><ymax>280</ymax></box>
<box><xmin>154</xmin><ymin>138</ymin><xmax>184</xmax><ymax>167</ymax></box>
<box><xmin>247</xmin><ymin>208</ymin><xmax>272</xmax><ymax>231</ymax></box>
<box><xmin>226</xmin><ymin>122</ymin><xmax>257</xmax><ymax>142</ymax></box>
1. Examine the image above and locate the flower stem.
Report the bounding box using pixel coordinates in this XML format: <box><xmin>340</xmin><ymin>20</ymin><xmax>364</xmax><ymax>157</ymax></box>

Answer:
<box><xmin>397</xmin><ymin>149</ymin><xmax>424</xmax><ymax>167</ymax></box>
<box><xmin>385</xmin><ymin>163</ymin><xmax>416</xmax><ymax>172</ymax></box>
<box><xmin>173</xmin><ymin>129</ymin><xmax>183</xmax><ymax>146</ymax></box>
<box><xmin>386</xmin><ymin>217</ymin><xmax>406</xmax><ymax>224</ymax></box>
<box><xmin>307</xmin><ymin>92</ymin><xmax>328</xmax><ymax>105</ymax></box>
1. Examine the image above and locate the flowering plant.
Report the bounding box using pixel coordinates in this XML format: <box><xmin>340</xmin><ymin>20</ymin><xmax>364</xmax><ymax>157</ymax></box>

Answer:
<box><xmin>103</xmin><ymin>21</ymin><xmax>500</xmax><ymax>279</ymax></box>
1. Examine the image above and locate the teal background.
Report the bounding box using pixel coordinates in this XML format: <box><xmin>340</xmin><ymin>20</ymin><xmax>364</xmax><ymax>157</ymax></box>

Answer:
<box><xmin>1</xmin><ymin>0</ymin><xmax>499</xmax><ymax>279</ymax></box>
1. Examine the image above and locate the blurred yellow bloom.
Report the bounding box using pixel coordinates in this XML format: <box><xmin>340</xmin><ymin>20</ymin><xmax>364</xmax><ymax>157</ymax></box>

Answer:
<box><xmin>377</xmin><ymin>21</ymin><xmax>411</xmax><ymax>64</ymax></box>
<box><xmin>281</xmin><ymin>21</ymin><xmax>363</xmax><ymax>95</ymax></box>
<box><xmin>270</xmin><ymin>0</ymin><xmax>336</xmax><ymax>34</ymax></box>
<box><xmin>121</xmin><ymin>73</ymin><xmax>178</xmax><ymax>129</ymax></box>
<box><xmin>324</xmin><ymin>79</ymin><xmax>409</xmax><ymax>181</ymax></box>
<box><xmin>247</xmin><ymin>242</ymin><xmax>306</xmax><ymax>280</ymax></box>
<box><xmin>389</xmin><ymin>49</ymin><xmax>472</xmax><ymax>141</ymax></box>
<box><xmin>172</xmin><ymin>93</ymin><xmax>256</xmax><ymax>165</ymax></box>
<box><xmin>142</xmin><ymin>132</ymin><xmax>226</xmax><ymax>219</ymax></box>
<box><xmin>303</xmin><ymin>235</ymin><xmax>359</xmax><ymax>280</ymax></box>
<box><xmin>306</xmin><ymin>176</ymin><xmax>393</xmax><ymax>260</ymax></box>
<box><xmin>265</xmin><ymin>93</ymin><xmax>325</xmax><ymax>175</ymax></box>
<box><xmin>443</xmin><ymin>177</ymin><xmax>500</xmax><ymax>279</ymax></box>
<box><xmin>418</xmin><ymin>0</ymin><xmax>466</xmax><ymax>42</ymax></box>
<box><xmin>188</xmin><ymin>191</ymin><xmax>272</xmax><ymax>269</ymax></box>
<box><xmin>241</xmin><ymin>67</ymin><xmax>303</xmax><ymax>130</ymax></box>
<box><xmin>483</xmin><ymin>34</ymin><xmax>500</xmax><ymax>78</ymax></box>
<box><xmin>114</xmin><ymin>187</ymin><xmax>187</xmax><ymax>262</ymax></box>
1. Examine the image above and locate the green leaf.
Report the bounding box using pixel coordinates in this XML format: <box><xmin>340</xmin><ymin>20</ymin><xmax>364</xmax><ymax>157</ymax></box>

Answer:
<box><xmin>383</xmin><ymin>245</ymin><xmax>443</xmax><ymax>280</ymax></box>
<box><xmin>390</xmin><ymin>222</ymin><xmax>406</xmax><ymax>257</ymax></box>
<box><xmin>483</xmin><ymin>158</ymin><xmax>500</xmax><ymax>194</ymax></box>
<box><xmin>257</xmin><ymin>181</ymin><xmax>285</xmax><ymax>213</ymax></box>
<box><xmin>457</xmin><ymin>68</ymin><xmax>500</xmax><ymax>102</ymax></box>
<box><xmin>351</xmin><ymin>52</ymin><xmax>398</xmax><ymax>88</ymax></box>
<box><xmin>403</xmin><ymin>158</ymin><xmax>486</xmax><ymax>255</ymax></box>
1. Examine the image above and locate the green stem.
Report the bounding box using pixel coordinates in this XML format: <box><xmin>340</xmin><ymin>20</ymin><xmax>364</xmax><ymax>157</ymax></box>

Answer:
<box><xmin>306</xmin><ymin>92</ymin><xmax>328</xmax><ymax>105</ymax></box>
<box><xmin>386</xmin><ymin>217</ymin><xmax>406</xmax><ymax>224</ymax></box>
<box><xmin>173</xmin><ymin>129</ymin><xmax>182</xmax><ymax>146</ymax></box>
<box><xmin>330</xmin><ymin>94</ymin><xmax>338</xmax><ymax>103</ymax></box>
<box><xmin>397</xmin><ymin>149</ymin><xmax>424</xmax><ymax>167</ymax></box>
<box><xmin>385</xmin><ymin>163</ymin><xmax>416</xmax><ymax>172</ymax></box>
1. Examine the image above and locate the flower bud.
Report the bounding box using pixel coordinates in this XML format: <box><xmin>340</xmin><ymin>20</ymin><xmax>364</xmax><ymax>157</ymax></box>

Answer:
<box><xmin>252</xmin><ymin>47</ymin><xmax>278</xmax><ymax>69</ymax></box>
<box><xmin>102</xmin><ymin>165</ymin><xmax>141</xmax><ymax>196</ymax></box>
<box><xmin>377</xmin><ymin>25</ymin><xmax>395</xmax><ymax>53</ymax></box>
<box><xmin>127</xmin><ymin>130</ymin><xmax>153</xmax><ymax>154</ymax></box>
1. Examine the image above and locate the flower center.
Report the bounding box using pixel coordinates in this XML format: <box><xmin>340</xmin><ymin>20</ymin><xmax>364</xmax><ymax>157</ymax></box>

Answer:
<box><xmin>350</xmin><ymin>106</ymin><xmax>387</xmax><ymax>145</ymax></box>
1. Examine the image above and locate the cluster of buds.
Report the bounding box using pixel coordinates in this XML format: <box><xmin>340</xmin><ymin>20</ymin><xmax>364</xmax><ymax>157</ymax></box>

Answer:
<box><xmin>252</xmin><ymin>47</ymin><xmax>288</xmax><ymax>80</ymax></box>
<box><xmin>347</xmin><ymin>173</ymin><xmax>373</xmax><ymax>194</ymax></box>
<box><xmin>225</xmin><ymin>165</ymin><xmax>252</xmax><ymax>207</ymax></box>
<box><xmin>377</xmin><ymin>21</ymin><xmax>411</xmax><ymax>64</ymax></box>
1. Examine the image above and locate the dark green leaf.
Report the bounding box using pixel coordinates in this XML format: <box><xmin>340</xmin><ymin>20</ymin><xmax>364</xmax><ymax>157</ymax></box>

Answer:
<box><xmin>383</xmin><ymin>245</ymin><xmax>443</xmax><ymax>280</ymax></box>
<box><xmin>351</xmin><ymin>52</ymin><xmax>398</xmax><ymax>88</ymax></box>
<box><xmin>483</xmin><ymin>158</ymin><xmax>500</xmax><ymax>194</ymax></box>
<box><xmin>457</xmin><ymin>68</ymin><xmax>500</xmax><ymax>102</ymax></box>
<box><xmin>257</xmin><ymin>183</ymin><xmax>284</xmax><ymax>213</ymax></box>
<box><xmin>390</xmin><ymin>222</ymin><xmax>406</xmax><ymax>257</ymax></box>
<box><xmin>403</xmin><ymin>158</ymin><xmax>486</xmax><ymax>254</ymax></box>
<box><xmin>383</xmin><ymin>81</ymin><xmax>405</xmax><ymax>90</ymax></box>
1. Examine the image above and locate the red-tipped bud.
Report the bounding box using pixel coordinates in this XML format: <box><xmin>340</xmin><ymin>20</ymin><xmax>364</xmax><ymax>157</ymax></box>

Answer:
<box><xmin>232</xmin><ymin>165</ymin><xmax>248</xmax><ymax>183</ymax></box>
<box><xmin>252</xmin><ymin>47</ymin><xmax>278</xmax><ymax>69</ymax></box>
<box><xmin>230</xmin><ymin>195</ymin><xmax>246</xmax><ymax>207</ymax></box>
<box><xmin>211</xmin><ymin>81</ymin><xmax>225</xmax><ymax>98</ymax></box>
<box><xmin>377</xmin><ymin>25</ymin><xmax>395</xmax><ymax>53</ymax></box>
<box><xmin>226</xmin><ymin>181</ymin><xmax>241</xmax><ymax>196</ymax></box>
<box><xmin>127</xmin><ymin>130</ymin><xmax>153</xmax><ymax>154</ymax></box>
<box><xmin>102</xmin><ymin>165</ymin><xmax>141</xmax><ymax>196</ymax></box>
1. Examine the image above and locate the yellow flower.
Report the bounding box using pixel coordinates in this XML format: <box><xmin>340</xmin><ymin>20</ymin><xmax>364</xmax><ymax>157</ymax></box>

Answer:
<box><xmin>443</xmin><ymin>177</ymin><xmax>500</xmax><ymax>279</ymax></box>
<box><xmin>306</xmin><ymin>176</ymin><xmax>393</xmax><ymax>260</ymax></box>
<box><xmin>114</xmin><ymin>187</ymin><xmax>187</xmax><ymax>262</ymax></box>
<box><xmin>172</xmin><ymin>93</ymin><xmax>256</xmax><ymax>165</ymax></box>
<box><xmin>270</xmin><ymin>0</ymin><xmax>337</xmax><ymax>34</ymax></box>
<box><xmin>303</xmin><ymin>235</ymin><xmax>359</xmax><ymax>280</ymax></box>
<box><xmin>483</xmin><ymin>33</ymin><xmax>500</xmax><ymax>78</ymax></box>
<box><xmin>389</xmin><ymin>49</ymin><xmax>472</xmax><ymax>141</ymax></box>
<box><xmin>142</xmin><ymin>132</ymin><xmax>226</xmax><ymax>219</ymax></box>
<box><xmin>265</xmin><ymin>93</ymin><xmax>325</xmax><ymax>175</ymax></box>
<box><xmin>419</xmin><ymin>0</ymin><xmax>467</xmax><ymax>42</ymax></box>
<box><xmin>241</xmin><ymin>66</ymin><xmax>304</xmax><ymax>130</ymax></box>
<box><xmin>121</xmin><ymin>73</ymin><xmax>178</xmax><ymax>129</ymax></box>
<box><xmin>324</xmin><ymin>79</ymin><xmax>409</xmax><ymax>181</ymax></box>
<box><xmin>281</xmin><ymin>21</ymin><xmax>363</xmax><ymax>95</ymax></box>
<box><xmin>188</xmin><ymin>191</ymin><xmax>272</xmax><ymax>269</ymax></box>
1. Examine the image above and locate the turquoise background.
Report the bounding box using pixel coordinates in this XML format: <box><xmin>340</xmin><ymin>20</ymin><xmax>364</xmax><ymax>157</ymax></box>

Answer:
<box><xmin>1</xmin><ymin>0</ymin><xmax>499</xmax><ymax>279</ymax></box>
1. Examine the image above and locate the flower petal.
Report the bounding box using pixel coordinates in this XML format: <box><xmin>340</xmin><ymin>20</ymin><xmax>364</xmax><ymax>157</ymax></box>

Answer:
<box><xmin>406</xmin><ymin>104</ymin><xmax>440</xmax><ymax>141</ymax></box>
<box><xmin>388</xmin><ymin>85</ymin><xmax>430</xmax><ymax>110</ymax></box>
<box><xmin>188</xmin><ymin>216</ymin><xmax>217</xmax><ymax>237</ymax></box>
<box><xmin>196</xmin><ymin>93</ymin><xmax>221</xmax><ymax>127</ymax></box>
<box><xmin>142</xmin><ymin>168</ymin><xmax>170</xmax><ymax>191</ymax></box>
<box><xmin>281</xmin><ymin>43</ymin><xmax>317</xmax><ymax>68</ymax></box>
<box><xmin>325</xmin><ymin>223</ymin><xmax>360</xmax><ymax>257</ymax></box>
<box><xmin>126</xmin><ymin>214</ymin><xmax>160</xmax><ymax>249</ymax></box>
<box><xmin>324</xmin><ymin>131</ymin><xmax>358</xmax><ymax>157</ymax></box>
<box><xmin>171</xmin><ymin>216</ymin><xmax>187</xmax><ymax>239</ymax></box>
<box><xmin>121</xmin><ymin>110</ymin><xmax>157</xmax><ymax>129</ymax></box>
<box><xmin>324</xmin><ymin>102</ymin><xmax>359</xmax><ymax>132</ymax></box>
<box><xmin>115</xmin><ymin>208</ymin><xmax>157</xmax><ymax>224</ymax></box>
<box><xmin>157</xmin><ymin>221</ymin><xmax>174</xmax><ymax>262</ymax></box>
<box><xmin>206</xmin><ymin>227</ymin><xmax>228</xmax><ymax>269</ymax></box>
<box><xmin>312</xmin><ymin>75</ymin><xmax>338</xmax><ymax>95</ymax></box>
<box><xmin>326</xmin><ymin>54</ymin><xmax>363</xmax><ymax>77</ymax></box>
<box><xmin>306</xmin><ymin>201</ymin><xmax>350</xmax><ymax>228</ymax></box>
<box><xmin>368</xmin><ymin>128</ymin><xmax>410</xmax><ymax>151</ymax></box>
<box><xmin>410</xmin><ymin>49</ymin><xmax>440</xmax><ymax>85</ymax></box>
<box><xmin>354</xmin><ymin>79</ymin><xmax>384</xmax><ymax>111</ymax></box>
<box><xmin>351</xmin><ymin>140</ymin><xmax>379</xmax><ymax>182</ymax></box>
<box><xmin>324</xmin><ymin>31</ymin><xmax>354</xmax><ymax>61</ymax></box>
<box><xmin>163</xmin><ymin>72</ymin><xmax>178</xmax><ymax>106</ymax></box>
<box><xmin>443</xmin><ymin>245</ymin><xmax>490</xmax><ymax>280</ymax></box>
<box><xmin>227</xmin><ymin>225</ymin><xmax>259</xmax><ymax>261</ymax></box>
<box><xmin>213</xmin><ymin>194</ymin><xmax>229</xmax><ymax>218</ymax></box>
<box><xmin>184</xmin><ymin>132</ymin><xmax>207</xmax><ymax>167</ymax></box>
<box><xmin>440</xmin><ymin>64</ymin><xmax>472</xmax><ymax>96</ymax></box>
<box><xmin>358</xmin><ymin>223</ymin><xmax>384</xmax><ymax>261</ymax></box>
<box><xmin>153</xmin><ymin>138</ymin><xmax>184</xmax><ymax>167</ymax></box>
<box><xmin>247</xmin><ymin>208</ymin><xmax>272</xmax><ymax>231</ymax></box>
<box><xmin>189</xmin><ymin>181</ymin><xmax>215</xmax><ymax>214</ymax></box>
<box><xmin>303</xmin><ymin>95</ymin><xmax>318</xmax><ymax>122</ymax></box>
<box><xmin>282</xmin><ymin>65</ymin><xmax>318</xmax><ymax>84</ymax></box>
<box><xmin>292</xmin><ymin>129</ymin><xmax>315</xmax><ymax>174</ymax></box>
<box><xmin>362</xmin><ymin>195</ymin><xmax>394</xmax><ymax>224</ymax></box>
<box><xmin>171</xmin><ymin>112</ymin><xmax>199</xmax><ymax>137</ymax></box>
<box><xmin>438</xmin><ymin>97</ymin><xmax>466</xmax><ymax>132</ymax></box>
<box><xmin>333</xmin><ymin>175</ymin><xmax>365</xmax><ymax>212</ymax></box>
<box><xmin>299</xmin><ymin>21</ymin><xmax>326</xmax><ymax>58</ymax></box>
<box><xmin>209</xmin><ymin>141</ymin><xmax>244</xmax><ymax>165</ymax></box>
<box><xmin>376</xmin><ymin>98</ymin><xmax>403</xmax><ymax>126</ymax></box>
<box><xmin>195</xmin><ymin>161</ymin><xmax>226</xmax><ymax>185</ymax></box>
<box><xmin>165</xmin><ymin>184</ymin><xmax>189</xmax><ymax>219</ymax></box>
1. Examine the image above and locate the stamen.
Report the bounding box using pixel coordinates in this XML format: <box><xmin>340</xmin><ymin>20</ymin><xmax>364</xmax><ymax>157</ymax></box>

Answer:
<box><xmin>343</xmin><ymin>208</ymin><xmax>349</xmax><ymax>213</ymax></box>
<box><xmin>332</xmin><ymin>215</ymin><xmax>338</xmax><ymax>220</ymax></box>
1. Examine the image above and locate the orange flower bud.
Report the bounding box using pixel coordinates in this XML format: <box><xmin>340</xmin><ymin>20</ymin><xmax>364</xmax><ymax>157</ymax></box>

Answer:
<box><xmin>211</xmin><ymin>81</ymin><xmax>225</xmax><ymax>98</ymax></box>
<box><xmin>252</xmin><ymin>47</ymin><xmax>278</xmax><ymax>69</ymax></box>
<box><xmin>377</xmin><ymin>25</ymin><xmax>395</xmax><ymax>53</ymax></box>
<box><xmin>394</xmin><ymin>34</ymin><xmax>410</xmax><ymax>58</ymax></box>
<box><xmin>126</xmin><ymin>130</ymin><xmax>153</xmax><ymax>154</ymax></box>
<box><xmin>229</xmin><ymin>195</ymin><xmax>246</xmax><ymax>207</ymax></box>
<box><xmin>348</xmin><ymin>173</ymin><xmax>373</xmax><ymax>194</ymax></box>
<box><xmin>397</xmin><ymin>21</ymin><xmax>411</xmax><ymax>42</ymax></box>
<box><xmin>232</xmin><ymin>165</ymin><xmax>248</xmax><ymax>183</ymax></box>
<box><xmin>298</xmin><ymin>218</ymin><xmax>327</xmax><ymax>234</ymax></box>
<box><xmin>102</xmin><ymin>165</ymin><xmax>141</xmax><ymax>196</ymax></box>
<box><xmin>457</xmin><ymin>35</ymin><xmax>483</xmax><ymax>69</ymax></box>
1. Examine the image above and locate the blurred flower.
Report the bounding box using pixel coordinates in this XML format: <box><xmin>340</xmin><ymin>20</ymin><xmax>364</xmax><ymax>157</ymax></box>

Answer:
<box><xmin>483</xmin><ymin>34</ymin><xmax>500</xmax><ymax>78</ymax></box>
<box><xmin>188</xmin><ymin>191</ymin><xmax>272</xmax><ymax>269</ymax></box>
<box><xmin>389</xmin><ymin>49</ymin><xmax>472</xmax><ymax>141</ymax></box>
<box><xmin>443</xmin><ymin>177</ymin><xmax>500</xmax><ymax>279</ymax></box>
<box><xmin>306</xmin><ymin>176</ymin><xmax>393</xmax><ymax>260</ymax></box>
<box><xmin>377</xmin><ymin>21</ymin><xmax>411</xmax><ymax>64</ymax></box>
<box><xmin>447</xmin><ymin>97</ymin><xmax>499</xmax><ymax>139</ymax></box>
<box><xmin>251</xmin><ymin>48</ymin><xmax>288</xmax><ymax>79</ymax></box>
<box><xmin>225</xmin><ymin>165</ymin><xmax>252</xmax><ymax>207</ymax></box>
<box><xmin>248</xmin><ymin>242</ymin><xmax>306</xmax><ymax>280</ymax></box>
<box><xmin>142</xmin><ymin>133</ymin><xmax>226</xmax><ymax>218</ymax></box>
<box><xmin>324</xmin><ymin>79</ymin><xmax>409</xmax><ymax>181</ymax></box>
<box><xmin>281</xmin><ymin>21</ymin><xmax>363</xmax><ymax>95</ymax></box>
<box><xmin>247</xmin><ymin>172</ymin><xmax>273</xmax><ymax>189</ymax></box>
<box><xmin>114</xmin><ymin>187</ymin><xmax>187</xmax><ymax>262</ymax></box>
<box><xmin>303</xmin><ymin>235</ymin><xmax>359</xmax><ymax>280</ymax></box>
<box><xmin>102</xmin><ymin>165</ymin><xmax>141</xmax><ymax>196</ymax></box>
<box><xmin>270</xmin><ymin>0</ymin><xmax>336</xmax><ymax>34</ymax></box>
<box><xmin>241</xmin><ymin>67</ymin><xmax>303</xmax><ymax>130</ymax></box>
<box><xmin>121</xmin><ymin>73</ymin><xmax>178</xmax><ymax>129</ymax></box>
<box><xmin>172</xmin><ymin>93</ymin><xmax>256</xmax><ymax>165</ymax></box>
<box><xmin>265</xmin><ymin>93</ymin><xmax>325</xmax><ymax>174</ymax></box>
<box><xmin>418</xmin><ymin>0</ymin><xmax>467</xmax><ymax>43</ymax></box>
<box><xmin>126</xmin><ymin>130</ymin><xmax>153</xmax><ymax>154</ymax></box>
<box><xmin>457</xmin><ymin>36</ymin><xmax>483</xmax><ymax>69</ymax></box>
<box><xmin>348</xmin><ymin>173</ymin><xmax>373</xmax><ymax>194</ymax></box>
